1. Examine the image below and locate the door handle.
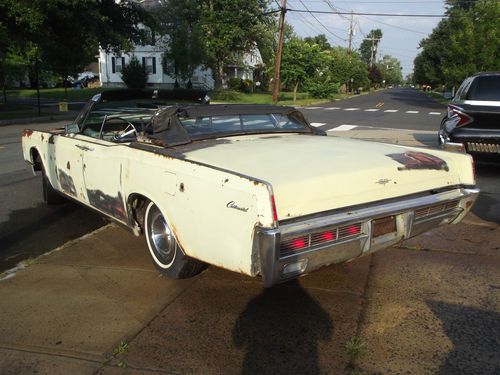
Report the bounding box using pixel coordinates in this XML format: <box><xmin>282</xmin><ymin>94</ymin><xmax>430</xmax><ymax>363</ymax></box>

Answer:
<box><xmin>75</xmin><ymin>145</ymin><xmax>94</xmax><ymax>151</ymax></box>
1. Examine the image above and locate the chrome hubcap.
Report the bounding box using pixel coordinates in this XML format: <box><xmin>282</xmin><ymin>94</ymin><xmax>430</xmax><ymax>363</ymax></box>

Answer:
<box><xmin>149</xmin><ymin>208</ymin><xmax>175</xmax><ymax>262</ymax></box>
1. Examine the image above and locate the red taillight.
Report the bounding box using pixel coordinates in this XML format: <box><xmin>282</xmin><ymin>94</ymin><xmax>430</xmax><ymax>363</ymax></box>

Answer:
<box><xmin>321</xmin><ymin>231</ymin><xmax>336</xmax><ymax>241</ymax></box>
<box><xmin>448</xmin><ymin>104</ymin><xmax>473</xmax><ymax>127</ymax></box>
<box><xmin>291</xmin><ymin>238</ymin><xmax>307</xmax><ymax>249</ymax></box>
<box><xmin>347</xmin><ymin>225</ymin><xmax>360</xmax><ymax>235</ymax></box>
<box><xmin>271</xmin><ymin>195</ymin><xmax>278</xmax><ymax>222</ymax></box>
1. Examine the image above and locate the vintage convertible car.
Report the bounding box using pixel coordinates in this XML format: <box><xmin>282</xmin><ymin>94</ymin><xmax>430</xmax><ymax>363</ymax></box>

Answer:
<box><xmin>22</xmin><ymin>89</ymin><xmax>479</xmax><ymax>287</ymax></box>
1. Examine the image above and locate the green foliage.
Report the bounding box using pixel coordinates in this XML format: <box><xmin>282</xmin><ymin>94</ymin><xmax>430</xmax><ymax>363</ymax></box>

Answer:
<box><xmin>227</xmin><ymin>77</ymin><xmax>242</xmax><ymax>91</ymax></box>
<box><xmin>239</xmin><ymin>79</ymin><xmax>253</xmax><ymax>93</ymax></box>
<box><xmin>121</xmin><ymin>56</ymin><xmax>148</xmax><ymax>89</ymax></box>
<box><xmin>211</xmin><ymin>90</ymin><xmax>240</xmax><ymax>101</ymax></box>
<box><xmin>160</xmin><ymin>0</ymin><xmax>205</xmax><ymax>82</ymax></box>
<box><xmin>378</xmin><ymin>55</ymin><xmax>403</xmax><ymax>85</ymax></box>
<box><xmin>304</xmin><ymin>34</ymin><xmax>331</xmax><ymax>51</ymax></box>
<box><xmin>358</xmin><ymin>29</ymin><xmax>383</xmax><ymax>64</ymax></box>
<box><xmin>306</xmin><ymin>81</ymin><xmax>340</xmax><ymax>99</ymax></box>
<box><xmin>0</xmin><ymin>0</ymin><xmax>152</xmax><ymax>89</ymax></box>
<box><xmin>345</xmin><ymin>337</ymin><xmax>368</xmax><ymax>360</ymax></box>
<box><xmin>414</xmin><ymin>0</ymin><xmax>500</xmax><ymax>88</ymax></box>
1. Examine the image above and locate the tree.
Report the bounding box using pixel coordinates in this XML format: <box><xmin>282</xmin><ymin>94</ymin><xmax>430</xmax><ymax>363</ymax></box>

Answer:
<box><xmin>1</xmin><ymin>0</ymin><xmax>152</xmax><ymax>96</ymax></box>
<box><xmin>378</xmin><ymin>55</ymin><xmax>403</xmax><ymax>85</ymax></box>
<box><xmin>280</xmin><ymin>38</ymin><xmax>322</xmax><ymax>102</ymax></box>
<box><xmin>304</xmin><ymin>34</ymin><xmax>331</xmax><ymax>51</ymax></box>
<box><xmin>121</xmin><ymin>56</ymin><xmax>148</xmax><ymax>88</ymax></box>
<box><xmin>160</xmin><ymin>0</ymin><xmax>205</xmax><ymax>85</ymax></box>
<box><xmin>199</xmin><ymin>0</ymin><xmax>273</xmax><ymax>90</ymax></box>
<box><xmin>414</xmin><ymin>0</ymin><xmax>499</xmax><ymax>89</ymax></box>
<box><xmin>359</xmin><ymin>29</ymin><xmax>382</xmax><ymax>65</ymax></box>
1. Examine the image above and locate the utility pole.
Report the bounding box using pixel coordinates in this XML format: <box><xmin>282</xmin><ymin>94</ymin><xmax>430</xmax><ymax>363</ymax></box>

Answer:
<box><xmin>348</xmin><ymin>12</ymin><xmax>354</xmax><ymax>56</ymax></box>
<box><xmin>369</xmin><ymin>35</ymin><xmax>376</xmax><ymax>68</ymax></box>
<box><xmin>272</xmin><ymin>0</ymin><xmax>287</xmax><ymax>103</ymax></box>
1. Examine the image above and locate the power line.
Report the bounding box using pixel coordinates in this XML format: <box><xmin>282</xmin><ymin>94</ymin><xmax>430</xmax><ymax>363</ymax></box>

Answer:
<box><xmin>287</xmin><ymin>9</ymin><xmax>471</xmax><ymax>18</ymax></box>
<box><xmin>297</xmin><ymin>0</ymin><xmax>347</xmax><ymax>42</ymax></box>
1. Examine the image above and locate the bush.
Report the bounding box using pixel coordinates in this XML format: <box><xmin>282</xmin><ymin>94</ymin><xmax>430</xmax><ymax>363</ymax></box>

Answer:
<box><xmin>239</xmin><ymin>79</ymin><xmax>253</xmax><ymax>93</ymax></box>
<box><xmin>211</xmin><ymin>90</ymin><xmax>240</xmax><ymax>101</ymax></box>
<box><xmin>227</xmin><ymin>77</ymin><xmax>241</xmax><ymax>91</ymax></box>
<box><xmin>307</xmin><ymin>81</ymin><xmax>340</xmax><ymax>99</ymax></box>
<box><xmin>121</xmin><ymin>56</ymin><xmax>148</xmax><ymax>89</ymax></box>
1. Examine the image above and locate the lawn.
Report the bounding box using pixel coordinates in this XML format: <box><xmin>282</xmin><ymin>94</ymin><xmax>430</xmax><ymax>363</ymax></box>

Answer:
<box><xmin>6</xmin><ymin>87</ymin><xmax>342</xmax><ymax>106</ymax></box>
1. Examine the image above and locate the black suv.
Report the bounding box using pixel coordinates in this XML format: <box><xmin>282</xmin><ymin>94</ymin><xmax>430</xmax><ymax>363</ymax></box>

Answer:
<box><xmin>439</xmin><ymin>72</ymin><xmax>500</xmax><ymax>161</ymax></box>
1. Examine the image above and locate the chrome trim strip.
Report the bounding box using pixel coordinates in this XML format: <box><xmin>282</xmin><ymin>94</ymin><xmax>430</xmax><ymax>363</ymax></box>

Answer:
<box><xmin>279</xmin><ymin>188</ymin><xmax>478</xmax><ymax>238</ymax></box>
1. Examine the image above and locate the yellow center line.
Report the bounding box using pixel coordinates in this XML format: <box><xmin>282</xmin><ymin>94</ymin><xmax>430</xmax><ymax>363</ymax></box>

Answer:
<box><xmin>375</xmin><ymin>102</ymin><xmax>385</xmax><ymax>108</ymax></box>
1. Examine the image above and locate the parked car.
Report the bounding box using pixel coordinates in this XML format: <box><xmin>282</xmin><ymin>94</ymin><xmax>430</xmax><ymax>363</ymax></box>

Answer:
<box><xmin>22</xmin><ymin>89</ymin><xmax>478</xmax><ymax>287</ymax></box>
<box><xmin>438</xmin><ymin>72</ymin><xmax>500</xmax><ymax>161</ymax></box>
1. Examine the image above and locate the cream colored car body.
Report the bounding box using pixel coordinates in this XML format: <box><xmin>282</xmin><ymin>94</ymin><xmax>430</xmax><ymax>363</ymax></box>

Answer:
<box><xmin>22</xmin><ymin>121</ymin><xmax>478</xmax><ymax>286</ymax></box>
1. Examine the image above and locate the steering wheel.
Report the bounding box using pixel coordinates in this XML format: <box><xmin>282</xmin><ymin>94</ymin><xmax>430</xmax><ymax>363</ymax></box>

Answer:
<box><xmin>109</xmin><ymin>117</ymin><xmax>138</xmax><ymax>141</ymax></box>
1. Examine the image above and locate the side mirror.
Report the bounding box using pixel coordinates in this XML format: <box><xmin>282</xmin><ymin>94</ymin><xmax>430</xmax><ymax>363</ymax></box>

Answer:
<box><xmin>65</xmin><ymin>123</ymin><xmax>80</xmax><ymax>134</ymax></box>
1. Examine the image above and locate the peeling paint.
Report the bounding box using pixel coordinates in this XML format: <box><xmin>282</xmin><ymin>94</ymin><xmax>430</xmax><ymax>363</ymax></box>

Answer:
<box><xmin>22</xmin><ymin>129</ymin><xmax>33</xmax><ymax>137</ymax></box>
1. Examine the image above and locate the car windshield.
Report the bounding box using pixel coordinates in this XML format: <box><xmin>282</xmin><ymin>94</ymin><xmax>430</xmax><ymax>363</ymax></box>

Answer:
<box><xmin>177</xmin><ymin>113</ymin><xmax>309</xmax><ymax>137</ymax></box>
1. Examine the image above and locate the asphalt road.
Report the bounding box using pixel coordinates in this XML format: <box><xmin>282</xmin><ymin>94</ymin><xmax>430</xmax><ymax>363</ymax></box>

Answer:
<box><xmin>299</xmin><ymin>87</ymin><xmax>446</xmax><ymax>131</ymax></box>
<box><xmin>0</xmin><ymin>88</ymin><xmax>498</xmax><ymax>272</ymax></box>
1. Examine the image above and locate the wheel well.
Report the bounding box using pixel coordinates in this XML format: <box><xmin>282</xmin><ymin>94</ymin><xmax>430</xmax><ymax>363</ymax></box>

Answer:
<box><xmin>31</xmin><ymin>148</ymin><xmax>42</xmax><ymax>171</ymax></box>
<box><xmin>127</xmin><ymin>193</ymin><xmax>150</xmax><ymax>235</ymax></box>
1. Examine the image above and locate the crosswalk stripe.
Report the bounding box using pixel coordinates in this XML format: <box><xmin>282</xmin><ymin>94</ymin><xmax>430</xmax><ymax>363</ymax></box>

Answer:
<box><xmin>364</xmin><ymin>108</ymin><xmax>380</xmax><ymax>112</ymax></box>
<box><xmin>310</xmin><ymin>122</ymin><xmax>326</xmax><ymax>127</ymax></box>
<box><xmin>384</xmin><ymin>109</ymin><xmax>399</xmax><ymax>113</ymax></box>
<box><xmin>429</xmin><ymin>112</ymin><xmax>442</xmax><ymax>115</ymax></box>
<box><xmin>344</xmin><ymin>108</ymin><xmax>360</xmax><ymax>111</ymax></box>
<box><xmin>328</xmin><ymin>124</ymin><xmax>358</xmax><ymax>131</ymax></box>
<box><xmin>406</xmin><ymin>110</ymin><xmax>419</xmax><ymax>114</ymax></box>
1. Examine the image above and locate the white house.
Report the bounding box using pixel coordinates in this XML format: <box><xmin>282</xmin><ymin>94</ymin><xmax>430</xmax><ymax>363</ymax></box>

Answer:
<box><xmin>98</xmin><ymin>35</ymin><xmax>264</xmax><ymax>90</ymax></box>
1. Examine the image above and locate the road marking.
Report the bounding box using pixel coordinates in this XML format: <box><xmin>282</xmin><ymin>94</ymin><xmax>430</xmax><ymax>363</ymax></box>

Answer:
<box><xmin>305</xmin><ymin>106</ymin><xmax>322</xmax><ymax>110</ymax></box>
<box><xmin>344</xmin><ymin>108</ymin><xmax>360</xmax><ymax>111</ymax></box>
<box><xmin>364</xmin><ymin>108</ymin><xmax>380</xmax><ymax>112</ymax></box>
<box><xmin>429</xmin><ymin>112</ymin><xmax>442</xmax><ymax>115</ymax></box>
<box><xmin>324</xmin><ymin>107</ymin><xmax>340</xmax><ymax>110</ymax></box>
<box><xmin>310</xmin><ymin>122</ymin><xmax>326</xmax><ymax>127</ymax></box>
<box><xmin>328</xmin><ymin>124</ymin><xmax>358</xmax><ymax>131</ymax></box>
<box><xmin>406</xmin><ymin>110</ymin><xmax>419</xmax><ymax>114</ymax></box>
<box><xmin>376</xmin><ymin>102</ymin><xmax>384</xmax><ymax>107</ymax></box>
<box><xmin>384</xmin><ymin>109</ymin><xmax>399</xmax><ymax>113</ymax></box>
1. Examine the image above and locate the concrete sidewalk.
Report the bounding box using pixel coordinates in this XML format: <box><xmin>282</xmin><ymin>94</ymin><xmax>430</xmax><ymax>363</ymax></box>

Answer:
<box><xmin>0</xmin><ymin>215</ymin><xmax>498</xmax><ymax>374</ymax></box>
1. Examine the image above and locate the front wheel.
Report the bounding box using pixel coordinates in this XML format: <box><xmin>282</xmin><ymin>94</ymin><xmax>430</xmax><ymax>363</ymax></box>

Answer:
<box><xmin>144</xmin><ymin>201</ymin><xmax>207</xmax><ymax>279</ymax></box>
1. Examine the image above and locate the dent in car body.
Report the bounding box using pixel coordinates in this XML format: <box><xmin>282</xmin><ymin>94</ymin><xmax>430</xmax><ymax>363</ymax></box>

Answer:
<box><xmin>87</xmin><ymin>189</ymin><xmax>127</xmax><ymax>222</ymax></box>
<box><xmin>57</xmin><ymin>169</ymin><xmax>77</xmax><ymax>197</ymax></box>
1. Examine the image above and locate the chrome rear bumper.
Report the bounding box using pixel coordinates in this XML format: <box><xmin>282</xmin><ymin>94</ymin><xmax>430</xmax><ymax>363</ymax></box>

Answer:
<box><xmin>257</xmin><ymin>187</ymin><xmax>479</xmax><ymax>287</ymax></box>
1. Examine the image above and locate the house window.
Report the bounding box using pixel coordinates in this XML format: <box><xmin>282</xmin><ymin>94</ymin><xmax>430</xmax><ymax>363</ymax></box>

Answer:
<box><xmin>142</xmin><ymin>57</ymin><xmax>157</xmax><ymax>74</ymax></box>
<box><xmin>111</xmin><ymin>56</ymin><xmax>125</xmax><ymax>74</ymax></box>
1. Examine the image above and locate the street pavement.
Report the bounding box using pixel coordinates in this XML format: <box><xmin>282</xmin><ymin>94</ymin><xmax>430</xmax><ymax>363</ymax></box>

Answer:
<box><xmin>0</xmin><ymin>88</ymin><xmax>498</xmax><ymax>374</ymax></box>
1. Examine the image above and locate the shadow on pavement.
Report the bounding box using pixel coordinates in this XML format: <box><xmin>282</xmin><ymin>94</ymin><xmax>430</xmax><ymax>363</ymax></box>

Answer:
<box><xmin>233</xmin><ymin>279</ymin><xmax>333</xmax><ymax>375</ymax></box>
<box><xmin>427</xmin><ymin>300</ymin><xmax>500</xmax><ymax>374</ymax></box>
<box><xmin>0</xmin><ymin>201</ymin><xmax>105</xmax><ymax>271</ymax></box>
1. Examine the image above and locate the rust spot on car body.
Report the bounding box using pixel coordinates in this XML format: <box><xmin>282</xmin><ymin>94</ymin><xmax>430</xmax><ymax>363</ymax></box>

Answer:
<box><xmin>48</xmin><ymin>135</ymin><xmax>55</xmax><ymax>144</ymax></box>
<box><xmin>41</xmin><ymin>134</ymin><xmax>45</xmax><ymax>141</ymax></box>
<box><xmin>22</xmin><ymin>129</ymin><xmax>33</xmax><ymax>137</ymax></box>
<box><xmin>66</xmin><ymin>161</ymin><xmax>70</xmax><ymax>170</ymax></box>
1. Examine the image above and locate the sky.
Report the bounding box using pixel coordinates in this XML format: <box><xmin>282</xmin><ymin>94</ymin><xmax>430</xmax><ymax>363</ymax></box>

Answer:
<box><xmin>284</xmin><ymin>0</ymin><xmax>447</xmax><ymax>78</ymax></box>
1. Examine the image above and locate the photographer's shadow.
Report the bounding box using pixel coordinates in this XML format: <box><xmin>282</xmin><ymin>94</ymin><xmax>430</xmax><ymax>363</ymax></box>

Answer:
<box><xmin>233</xmin><ymin>280</ymin><xmax>333</xmax><ymax>375</ymax></box>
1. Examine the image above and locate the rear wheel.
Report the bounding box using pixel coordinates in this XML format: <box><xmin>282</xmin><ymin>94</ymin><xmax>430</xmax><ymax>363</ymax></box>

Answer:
<box><xmin>41</xmin><ymin>163</ymin><xmax>65</xmax><ymax>205</ymax></box>
<box><xmin>144</xmin><ymin>201</ymin><xmax>207</xmax><ymax>279</ymax></box>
